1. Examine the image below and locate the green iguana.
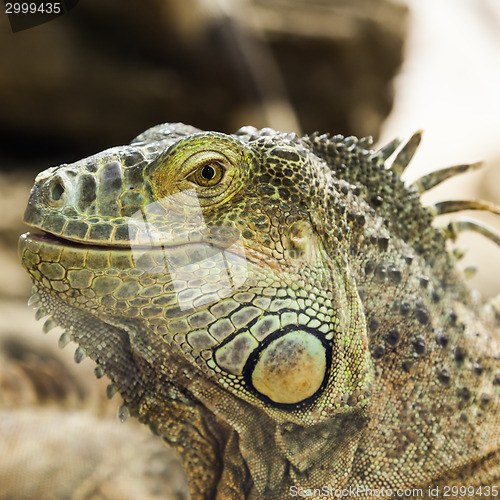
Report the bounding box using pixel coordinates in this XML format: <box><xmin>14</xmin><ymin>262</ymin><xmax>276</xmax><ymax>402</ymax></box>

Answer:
<box><xmin>19</xmin><ymin>123</ymin><xmax>500</xmax><ymax>499</ymax></box>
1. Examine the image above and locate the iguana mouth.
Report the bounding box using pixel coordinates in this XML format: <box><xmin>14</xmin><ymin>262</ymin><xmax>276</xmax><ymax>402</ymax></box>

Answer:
<box><xmin>22</xmin><ymin>229</ymin><xmax>238</xmax><ymax>253</ymax></box>
<box><xmin>23</xmin><ymin>230</ymin><xmax>132</xmax><ymax>251</ymax></box>
<box><xmin>20</xmin><ymin>228</ymin><xmax>258</xmax><ymax>268</ymax></box>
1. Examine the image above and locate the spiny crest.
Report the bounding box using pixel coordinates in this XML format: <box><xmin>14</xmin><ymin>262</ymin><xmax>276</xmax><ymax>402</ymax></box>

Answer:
<box><xmin>305</xmin><ymin>130</ymin><xmax>434</xmax><ymax>253</ymax></box>
<box><xmin>381</xmin><ymin>132</ymin><xmax>500</xmax><ymax>251</ymax></box>
<box><xmin>306</xmin><ymin>128</ymin><xmax>500</xmax><ymax>264</ymax></box>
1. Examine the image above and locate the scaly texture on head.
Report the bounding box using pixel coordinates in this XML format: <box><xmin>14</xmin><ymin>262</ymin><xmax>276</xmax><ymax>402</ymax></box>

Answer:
<box><xmin>19</xmin><ymin>123</ymin><xmax>499</xmax><ymax>499</ymax></box>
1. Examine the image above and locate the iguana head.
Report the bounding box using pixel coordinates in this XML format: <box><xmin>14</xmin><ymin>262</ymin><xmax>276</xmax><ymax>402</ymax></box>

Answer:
<box><xmin>20</xmin><ymin>122</ymin><xmax>371</xmax><ymax>419</ymax></box>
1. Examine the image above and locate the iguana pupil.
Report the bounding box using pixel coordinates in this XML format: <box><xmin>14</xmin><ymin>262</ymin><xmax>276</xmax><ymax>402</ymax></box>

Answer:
<box><xmin>201</xmin><ymin>164</ymin><xmax>215</xmax><ymax>180</ymax></box>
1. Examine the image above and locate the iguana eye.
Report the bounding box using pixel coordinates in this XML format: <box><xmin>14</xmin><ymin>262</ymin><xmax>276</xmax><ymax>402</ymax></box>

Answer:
<box><xmin>149</xmin><ymin>135</ymin><xmax>249</xmax><ymax>203</ymax></box>
<box><xmin>188</xmin><ymin>161</ymin><xmax>225</xmax><ymax>187</ymax></box>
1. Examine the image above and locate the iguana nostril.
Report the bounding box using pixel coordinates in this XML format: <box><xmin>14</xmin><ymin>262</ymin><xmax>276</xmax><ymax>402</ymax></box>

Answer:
<box><xmin>48</xmin><ymin>178</ymin><xmax>65</xmax><ymax>203</ymax></box>
<box><xmin>51</xmin><ymin>183</ymin><xmax>64</xmax><ymax>200</ymax></box>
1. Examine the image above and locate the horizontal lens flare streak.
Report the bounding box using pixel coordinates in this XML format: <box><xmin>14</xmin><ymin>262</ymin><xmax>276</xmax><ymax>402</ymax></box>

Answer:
<box><xmin>130</xmin><ymin>193</ymin><xmax>249</xmax><ymax>310</ymax></box>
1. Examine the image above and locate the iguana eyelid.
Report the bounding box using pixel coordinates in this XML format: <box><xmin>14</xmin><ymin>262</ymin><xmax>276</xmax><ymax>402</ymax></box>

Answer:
<box><xmin>181</xmin><ymin>150</ymin><xmax>230</xmax><ymax>174</ymax></box>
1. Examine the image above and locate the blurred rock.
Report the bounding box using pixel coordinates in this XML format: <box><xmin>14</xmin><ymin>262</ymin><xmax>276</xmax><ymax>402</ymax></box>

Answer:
<box><xmin>0</xmin><ymin>408</ymin><xmax>188</xmax><ymax>500</ymax></box>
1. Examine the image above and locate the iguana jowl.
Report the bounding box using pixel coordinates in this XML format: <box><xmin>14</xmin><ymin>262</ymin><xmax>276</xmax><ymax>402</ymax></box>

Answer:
<box><xmin>19</xmin><ymin>123</ymin><xmax>500</xmax><ymax>498</ymax></box>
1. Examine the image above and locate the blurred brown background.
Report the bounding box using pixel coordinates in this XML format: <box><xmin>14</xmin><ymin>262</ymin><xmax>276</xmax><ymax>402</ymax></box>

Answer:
<box><xmin>1</xmin><ymin>0</ymin><xmax>500</xmax><ymax>498</ymax></box>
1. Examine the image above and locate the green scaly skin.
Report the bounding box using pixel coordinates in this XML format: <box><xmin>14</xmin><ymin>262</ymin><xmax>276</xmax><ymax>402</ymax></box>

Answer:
<box><xmin>19</xmin><ymin>123</ymin><xmax>499</xmax><ymax>499</ymax></box>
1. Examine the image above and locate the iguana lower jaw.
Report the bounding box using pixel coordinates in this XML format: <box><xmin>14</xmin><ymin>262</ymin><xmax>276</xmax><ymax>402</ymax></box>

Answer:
<box><xmin>20</xmin><ymin>223</ymin><xmax>372</xmax><ymax>419</ymax></box>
